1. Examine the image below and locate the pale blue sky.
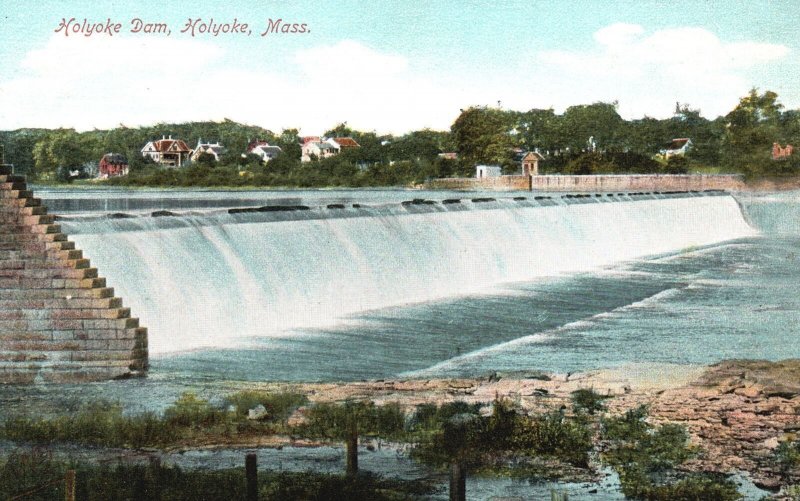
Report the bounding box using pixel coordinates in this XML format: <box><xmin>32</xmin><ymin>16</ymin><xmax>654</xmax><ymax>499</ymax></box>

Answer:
<box><xmin>1</xmin><ymin>0</ymin><xmax>798</xmax><ymax>133</ymax></box>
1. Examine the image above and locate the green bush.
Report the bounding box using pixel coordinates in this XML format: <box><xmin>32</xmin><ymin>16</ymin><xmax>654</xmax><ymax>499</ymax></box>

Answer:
<box><xmin>776</xmin><ymin>439</ymin><xmax>800</xmax><ymax>470</ymax></box>
<box><xmin>296</xmin><ymin>401</ymin><xmax>406</xmax><ymax>441</ymax></box>
<box><xmin>619</xmin><ymin>468</ymin><xmax>742</xmax><ymax>501</ymax></box>
<box><xmin>224</xmin><ymin>390</ymin><xmax>307</xmax><ymax>422</ymax></box>
<box><xmin>600</xmin><ymin>407</ymin><xmax>738</xmax><ymax>500</ymax></box>
<box><xmin>511</xmin><ymin>412</ymin><xmax>593</xmax><ymax>467</ymax></box>
<box><xmin>411</xmin><ymin>400</ymin><xmax>593</xmax><ymax>468</ymax></box>
<box><xmin>603</xmin><ymin>420</ymin><xmax>694</xmax><ymax>473</ymax></box>
<box><xmin>163</xmin><ymin>392</ymin><xmax>228</xmax><ymax>428</ymax></box>
<box><xmin>663</xmin><ymin>156</ymin><xmax>689</xmax><ymax>174</ymax></box>
<box><xmin>406</xmin><ymin>401</ymin><xmax>483</xmax><ymax>433</ymax></box>
<box><xmin>601</xmin><ymin>405</ymin><xmax>650</xmax><ymax>442</ymax></box>
<box><xmin>571</xmin><ymin>388</ymin><xmax>611</xmax><ymax>415</ymax></box>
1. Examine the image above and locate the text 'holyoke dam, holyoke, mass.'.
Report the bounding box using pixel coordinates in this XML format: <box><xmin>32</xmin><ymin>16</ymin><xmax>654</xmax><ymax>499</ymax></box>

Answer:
<box><xmin>0</xmin><ymin>164</ymin><xmax>148</xmax><ymax>384</ymax></box>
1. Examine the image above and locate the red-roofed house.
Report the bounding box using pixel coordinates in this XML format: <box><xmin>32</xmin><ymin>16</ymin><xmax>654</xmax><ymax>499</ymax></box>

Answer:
<box><xmin>329</xmin><ymin>137</ymin><xmax>360</xmax><ymax>149</ymax></box>
<box><xmin>98</xmin><ymin>153</ymin><xmax>129</xmax><ymax>179</ymax></box>
<box><xmin>141</xmin><ymin>136</ymin><xmax>193</xmax><ymax>167</ymax></box>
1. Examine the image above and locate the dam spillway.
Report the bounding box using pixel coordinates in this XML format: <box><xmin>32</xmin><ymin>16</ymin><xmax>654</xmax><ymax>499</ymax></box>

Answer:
<box><xmin>54</xmin><ymin>190</ymin><xmax>757</xmax><ymax>356</ymax></box>
<box><xmin>0</xmin><ymin>166</ymin><xmax>147</xmax><ymax>383</ymax></box>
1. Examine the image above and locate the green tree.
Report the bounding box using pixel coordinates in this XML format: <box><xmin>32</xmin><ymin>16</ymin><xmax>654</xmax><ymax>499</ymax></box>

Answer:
<box><xmin>514</xmin><ymin>108</ymin><xmax>563</xmax><ymax>154</ymax></box>
<box><xmin>722</xmin><ymin>88</ymin><xmax>783</xmax><ymax>177</ymax></box>
<box><xmin>276</xmin><ymin>128</ymin><xmax>302</xmax><ymax>161</ymax></box>
<box><xmin>32</xmin><ymin>129</ymin><xmax>100</xmax><ymax>180</ymax></box>
<box><xmin>561</xmin><ymin>102</ymin><xmax>624</xmax><ymax>153</ymax></box>
<box><xmin>194</xmin><ymin>152</ymin><xmax>217</xmax><ymax>167</ymax></box>
<box><xmin>451</xmin><ymin>106</ymin><xmax>515</xmax><ymax>169</ymax></box>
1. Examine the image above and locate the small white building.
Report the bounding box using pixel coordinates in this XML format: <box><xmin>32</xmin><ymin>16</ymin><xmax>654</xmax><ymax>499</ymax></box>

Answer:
<box><xmin>191</xmin><ymin>139</ymin><xmax>225</xmax><ymax>163</ymax></box>
<box><xmin>249</xmin><ymin>144</ymin><xmax>283</xmax><ymax>163</ymax></box>
<box><xmin>661</xmin><ymin>138</ymin><xmax>692</xmax><ymax>158</ymax></box>
<box><xmin>301</xmin><ymin>140</ymin><xmax>339</xmax><ymax>162</ymax></box>
<box><xmin>475</xmin><ymin>165</ymin><xmax>502</xmax><ymax>178</ymax></box>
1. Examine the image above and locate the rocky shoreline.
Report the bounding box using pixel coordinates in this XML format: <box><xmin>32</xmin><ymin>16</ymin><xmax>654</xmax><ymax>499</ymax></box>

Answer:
<box><xmin>224</xmin><ymin>360</ymin><xmax>800</xmax><ymax>491</ymax></box>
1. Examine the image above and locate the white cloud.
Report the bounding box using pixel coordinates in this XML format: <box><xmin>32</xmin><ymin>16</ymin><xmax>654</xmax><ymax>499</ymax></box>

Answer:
<box><xmin>593</xmin><ymin>23</ymin><xmax>645</xmax><ymax>47</ymax></box>
<box><xmin>535</xmin><ymin>24</ymin><xmax>790</xmax><ymax>118</ymax></box>
<box><xmin>0</xmin><ymin>26</ymin><xmax>792</xmax><ymax>133</ymax></box>
<box><xmin>0</xmin><ymin>36</ymin><xmax>470</xmax><ymax>134</ymax></box>
<box><xmin>295</xmin><ymin>39</ymin><xmax>408</xmax><ymax>78</ymax></box>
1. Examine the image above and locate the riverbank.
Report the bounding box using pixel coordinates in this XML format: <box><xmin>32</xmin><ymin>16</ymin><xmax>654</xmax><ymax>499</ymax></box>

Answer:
<box><xmin>2</xmin><ymin>360</ymin><xmax>798</xmax><ymax>498</ymax></box>
<box><xmin>197</xmin><ymin>360</ymin><xmax>797</xmax><ymax>491</ymax></box>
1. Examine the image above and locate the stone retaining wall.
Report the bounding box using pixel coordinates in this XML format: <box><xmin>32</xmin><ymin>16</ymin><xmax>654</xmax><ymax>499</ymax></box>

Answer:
<box><xmin>0</xmin><ymin>165</ymin><xmax>147</xmax><ymax>383</ymax></box>
<box><xmin>425</xmin><ymin>175</ymin><xmax>531</xmax><ymax>191</ymax></box>
<box><xmin>425</xmin><ymin>174</ymin><xmax>746</xmax><ymax>192</ymax></box>
<box><xmin>529</xmin><ymin>174</ymin><xmax>746</xmax><ymax>192</ymax></box>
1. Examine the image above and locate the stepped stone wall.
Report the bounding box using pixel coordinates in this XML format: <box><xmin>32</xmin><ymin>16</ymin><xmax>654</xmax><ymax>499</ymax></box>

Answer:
<box><xmin>0</xmin><ymin>165</ymin><xmax>147</xmax><ymax>383</ymax></box>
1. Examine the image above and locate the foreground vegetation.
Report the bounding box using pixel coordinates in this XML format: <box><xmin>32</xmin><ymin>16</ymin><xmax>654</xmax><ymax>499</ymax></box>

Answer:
<box><xmin>1</xmin><ymin>391</ymin><xmax>308</xmax><ymax>449</ymax></box>
<box><xmin>0</xmin><ymin>388</ymin><xmax>762</xmax><ymax>499</ymax></box>
<box><xmin>601</xmin><ymin>406</ymin><xmax>742</xmax><ymax>500</ymax></box>
<box><xmin>3</xmin><ymin>89</ymin><xmax>799</xmax><ymax>187</ymax></box>
<box><xmin>0</xmin><ymin>449</ymin><xmax>435</xmax><ymax>501</ymax></box>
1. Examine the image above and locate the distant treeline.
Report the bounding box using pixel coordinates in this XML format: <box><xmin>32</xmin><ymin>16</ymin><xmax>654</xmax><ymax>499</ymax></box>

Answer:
<box><xmin>1</xmin><ymin>88</ymin><xmax>798</xmax><ymax>187</ymax></box>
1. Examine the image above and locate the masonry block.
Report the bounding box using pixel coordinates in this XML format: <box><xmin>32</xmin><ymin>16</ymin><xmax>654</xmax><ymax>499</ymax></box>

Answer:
<box><xmin>0</xmin><ymin>169</ymin><xmax>148</xmax><ymax>384</ymax></box>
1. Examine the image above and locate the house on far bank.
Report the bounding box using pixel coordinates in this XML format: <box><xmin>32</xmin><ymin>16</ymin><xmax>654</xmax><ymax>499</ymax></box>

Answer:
<box><xmin>301</xmin><ymin>139</ymin><xmax>339</xmax><ymax>162</ymax></box>
<box><xmin>328</xmin><ymin>137</ymin><xmax>360</xmax><ymax>150</ymax></box>
<box><xmin>191</xmin><ymin>139</ymin><xmax>225</xmax><ymax>163</ymax></box>
<box><xmin>300</xmin><ymin>136</ymin><xmax>361</xmax><ymax>162</ymax></box>
<box><xmin>141</xmin><ymin>136</ymin><xmax>192</xmax><ymax>167</ymax></box>
<box><xmin>438</xmin><ymin>152</ymin><xmax>458</xmax><ymax>161</ymax></box>
<box><xmin>246</xmin><ymin>140</ymin><xmax>283</xmax><ymax>163</ymax></box>
<box><xmin>520</xmin><ymin>151</ymin><xmax>544</xmax><ymax>176</ymax></box>
<box><xmin>661</xmin><ymin>138</ymin><xmax>692</xmax><ymax>158</ymax></box>
<box><xmin>98</xmin><ymin>153</ymin><xmax>128</xmax><ymax>179</ymax></box>
<box><xmin>476</xmin><ymin>165</ymin><xmax>502</xmax><ymax>178</ymax></box>
<box><xmin>772</xmin><ymin>142</ymin><xmax>794</xmax><ymax>160</ymax></box>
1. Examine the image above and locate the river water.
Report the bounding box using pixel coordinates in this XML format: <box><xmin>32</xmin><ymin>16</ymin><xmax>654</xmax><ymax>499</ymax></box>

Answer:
<box><xmin>2</xmin><ymin>187</ymin><xmax>797</xmax><ymax>500</ymax></box>
<box><xmin>37</xmin><ymin>189</ymin><xmax>798</xmax><ymax>381</ymax></box>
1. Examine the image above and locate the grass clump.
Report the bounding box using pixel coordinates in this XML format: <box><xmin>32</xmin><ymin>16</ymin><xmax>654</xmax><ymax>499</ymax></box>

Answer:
<box><xmin>571</xmin><ymin>388</ymin><xmax>611</xmax><ymax>415</ymax></box>
<box><xmin>224</xmin><ymin>390</ymin><xmax>307</xmax><ymax>422</ymax></box>
<box><xmin>1</xmin><ymin>401</ymin><xmax>175</xmax><ymax>448</ymax></box>
<box><xmin>411</xmin><ymin>399</ymin><xmax>593</xmax><ymax>470</ymax></box>
<box><xmin>163</xmin><ymin>392</ymin><xmax>229</xmax><ymax>428</ymax></box>
<box><xmin>601</xmin><ymin>405</ymin><xmax>741</xmax><ymax>501</ymax></box>
<box><xmin>294</xmin><ymin>400</ymin><xmax>406</xmax><ymax>441</ymax></box>
<box><xmin>0</xmin><ymin>390</ymin><xmax>310</xmax><ymax>449</ymax></box>
<box><xmin>776</xmin><ymin>438</ymin><xmax>800</xmax><ymax>471</ymax></box>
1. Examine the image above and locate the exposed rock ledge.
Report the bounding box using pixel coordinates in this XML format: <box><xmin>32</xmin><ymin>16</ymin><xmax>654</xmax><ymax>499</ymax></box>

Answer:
<box><xmin>241</xmin><ymin>360</ymin><xmax>800</xmax><ymax>490</ymax></box>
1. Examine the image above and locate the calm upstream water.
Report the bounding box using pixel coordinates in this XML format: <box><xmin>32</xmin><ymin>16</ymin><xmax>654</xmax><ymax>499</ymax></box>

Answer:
<box><xmin>23</xmin><ymin>188</ymin><xmax>800</xmax><ymax>390</ymax></box>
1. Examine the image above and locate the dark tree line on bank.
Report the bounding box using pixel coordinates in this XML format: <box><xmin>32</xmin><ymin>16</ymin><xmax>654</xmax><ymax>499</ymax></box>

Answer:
<box><xmin>1</xmin><ymin>89</ymin><xmax>799</xmax><ymax>187</ymax></box>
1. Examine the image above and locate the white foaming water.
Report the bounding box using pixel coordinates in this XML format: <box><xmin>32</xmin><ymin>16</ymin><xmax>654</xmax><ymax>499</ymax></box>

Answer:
<box><xmin>64</xmin><ymin>196</ymin><xmax>756</xmax><ymax>354</ymax></box>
